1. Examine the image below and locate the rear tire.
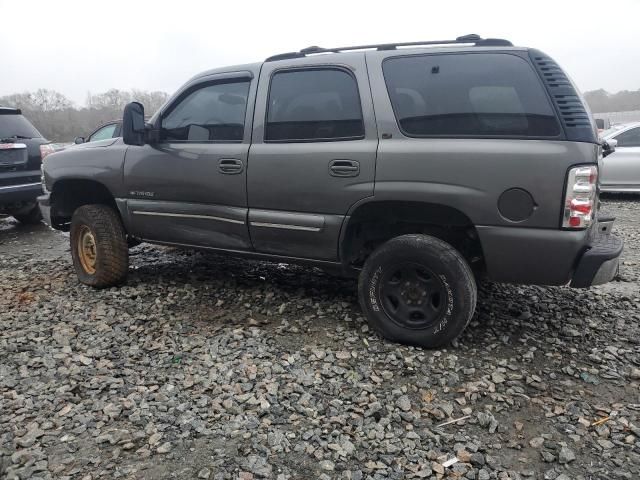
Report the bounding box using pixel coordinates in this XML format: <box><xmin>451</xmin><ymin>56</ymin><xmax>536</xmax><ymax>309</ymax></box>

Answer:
<box><xmin>358</xmin><ymin>234</ymin><xmax>477</xmax><ymax>348</ymax></box>
<box><xmin>70</xmin><ymin>204</ymin><xmax>129</xmax><ymax>288</ymax></box>
<box><xmin>12</xmin><ymin>204</ymin><xmax>42</xmax><ymax>225</ymax></box>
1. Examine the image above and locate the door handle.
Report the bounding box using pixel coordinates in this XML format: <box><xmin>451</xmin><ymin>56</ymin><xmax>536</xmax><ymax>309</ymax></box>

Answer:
<box><xmin>218</xmin><ymin>158</ymin><xmax>243</xmax><ymax>174</ymax></box>
<box><xmin>329</xmin><ymin>159</ymin><xmax>360</xmax><ymax>177</ymax></box>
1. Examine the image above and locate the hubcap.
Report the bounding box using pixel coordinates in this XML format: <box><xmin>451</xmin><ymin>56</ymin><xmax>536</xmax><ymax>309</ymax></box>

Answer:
<box><xmin>379</xmin><ymin>262</ymin><xmax>447</xmax><ymax>329</ymax></box>
<box><xmin>77</xmin><ymin>226</ymin><xmax>97</xmax><ymax>274</ymax></box>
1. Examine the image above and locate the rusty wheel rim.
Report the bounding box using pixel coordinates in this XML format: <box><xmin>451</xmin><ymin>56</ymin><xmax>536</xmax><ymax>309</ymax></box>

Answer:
<box><xmin>77</xmin><ymin>225</ymin><xmax>97</xmax><ymax>274</ymax></box>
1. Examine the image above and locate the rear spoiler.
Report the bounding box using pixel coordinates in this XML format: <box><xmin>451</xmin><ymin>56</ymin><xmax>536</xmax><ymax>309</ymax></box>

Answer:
<box><xmin>0</xmin><ymin>107</ymin><xmax>22</xmax><ymax>115</ymax></box>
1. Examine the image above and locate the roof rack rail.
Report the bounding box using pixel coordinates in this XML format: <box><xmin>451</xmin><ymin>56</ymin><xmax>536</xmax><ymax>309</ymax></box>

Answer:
<box><xmin>265</xmin><ymin>34</ymin><xmax>513</xmax><ymax>62</ymax></box>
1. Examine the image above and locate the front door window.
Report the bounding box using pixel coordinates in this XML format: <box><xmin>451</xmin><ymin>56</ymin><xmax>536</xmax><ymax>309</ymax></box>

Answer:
<box><xmin>161</xmin><ymin>80</ymin><xmax>250</xmax><ymax>142</ymax></box>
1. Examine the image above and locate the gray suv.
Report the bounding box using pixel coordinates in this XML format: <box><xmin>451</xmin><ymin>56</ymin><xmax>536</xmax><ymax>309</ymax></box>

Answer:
<box><xmin>38</xmin><ymin>35</ymin><xmax>623</xmax><ymax>348</ymax></box>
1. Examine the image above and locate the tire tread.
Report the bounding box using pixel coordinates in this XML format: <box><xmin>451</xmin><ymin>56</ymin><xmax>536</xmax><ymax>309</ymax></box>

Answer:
<box><xmin>70</xmin><ymin>204</ymin><xmax>128</xmax><ymax>288</ymax></box>
<box><xmin>358</xmin><ymin>234</ymin><xmax>477</xmax><ymax>348</ymax></box>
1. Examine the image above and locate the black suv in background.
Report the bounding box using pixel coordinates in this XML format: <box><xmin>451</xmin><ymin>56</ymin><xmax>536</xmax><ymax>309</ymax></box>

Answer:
<box><xmin>0</xmin><ymin>107</ymin><xmax>52</xmax><ymax>224</ymax></box>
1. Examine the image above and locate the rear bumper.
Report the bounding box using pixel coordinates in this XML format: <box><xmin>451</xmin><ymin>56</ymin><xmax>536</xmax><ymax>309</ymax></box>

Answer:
<box><xmin>477</xmin><ymin>225</ymin><xmax>589</xmax><ymax>285</ymax></box>
<box><xmin>477</xmin><ymin>219</ymin><xmax>623</xmax><ymax>287</ymax></box>
<box><xmin>0</xmin><ymin>180</ymin><xmax>42</xmax><ymax>208</ymax></box>
<box><xmin>570</xmin><ymin>232</ymin><xmax>623</xmax><ymax>287</ymax></box>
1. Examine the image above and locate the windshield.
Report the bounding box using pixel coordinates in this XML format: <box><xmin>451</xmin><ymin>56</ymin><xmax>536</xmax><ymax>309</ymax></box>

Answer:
<box><xmin>0</xmin><ymin>114</ymin><xmax>42</xmax><ymax>139</ymax></box>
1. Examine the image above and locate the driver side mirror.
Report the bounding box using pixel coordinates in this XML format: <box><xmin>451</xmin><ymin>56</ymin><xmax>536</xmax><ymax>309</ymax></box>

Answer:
<box><xmin>603</xmin><ymin>138</ymin><xmax>617</xmax><ymax>158</ymax></box>
<box><xmin>122</xmin><ymin>102</ymin><xmax>146</xmax><ymax>146</ymax></box>
<box><xmin>74</xmin><ymin>136</ymin><xmax>85</xmax><ymax>144</ymax></box>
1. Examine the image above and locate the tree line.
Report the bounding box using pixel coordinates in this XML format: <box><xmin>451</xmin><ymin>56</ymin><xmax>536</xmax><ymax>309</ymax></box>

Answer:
<box><xmin>583</xmin><ymin>89</ymin><xmax>640</xmax><ymax>114</ymax></box>
<box><xmin>0</xmin><ymin>89</ymin><xmax>168</xmax><ymax>142</ymax></box>
<box><xmin>1</xmin><ymin>87</ymin><xmax>639</xmax><ymax>142</ymax></box>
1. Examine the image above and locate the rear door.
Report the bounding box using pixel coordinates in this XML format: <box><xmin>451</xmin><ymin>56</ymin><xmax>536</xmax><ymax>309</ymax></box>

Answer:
<box><xmin>247</xmin><ymin>54</ymin><xmax>378</xmax><ymax>260</ymax></box>
<box><xmin>603</xmin><ymin>126</ymin><xmax>640</xmax><ymax>190</ymax></box>
<box><xmin>123</xmin><ymin>70</ymin><xmax>257</xmax><ymax>250</ymax></box>
<box><xmin>365</xmin><ymin>50</ymin><xmax>576</xmax><ymax>230</ymax></box>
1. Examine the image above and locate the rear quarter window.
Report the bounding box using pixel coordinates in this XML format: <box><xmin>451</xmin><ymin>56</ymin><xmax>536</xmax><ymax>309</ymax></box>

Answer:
<box><xmin>383</xmin><ymin>53</ymin><xmax>560</xmax><ymax>138</ymax></box>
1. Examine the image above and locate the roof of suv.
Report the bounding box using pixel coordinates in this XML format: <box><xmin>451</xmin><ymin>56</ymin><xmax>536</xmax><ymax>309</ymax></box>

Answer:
<box><xmin>264</xmin><ymin>34</ymin><xmax>514</xmax><ymax>62</ymax></box>
<box><xmin>191</xmin><ymin>35</ymin><xmax>523</xmax><ymax>83</ymax></box>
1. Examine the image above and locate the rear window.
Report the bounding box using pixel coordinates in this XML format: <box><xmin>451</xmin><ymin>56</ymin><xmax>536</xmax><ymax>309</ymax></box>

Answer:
<box><xmin>383</xmin><ymin>53</ymin><xmax>560</xmax><ymax>138</ymax></box>
<box><xmin>0</xmin><ymin>113</ymin><xmax>42</xmax><ymax>139</ymax></box>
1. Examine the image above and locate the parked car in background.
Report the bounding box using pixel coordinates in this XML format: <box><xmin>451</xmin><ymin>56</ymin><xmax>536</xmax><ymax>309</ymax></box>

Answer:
<box><xmin>0</xmin><ymin>107</ymin><xmax>55</xmax><ymax>224</ymax></box>
<box><xmin>39</xmin><ymin>35</ymin><xmax>623</xmax><ymax>348</ymax></box>
<box><xmin>600</xmin><ymin>122</ymin><xmax>640</xmax><ymax>192</ymax></box>
<box><xmin>74</xmin><ymin>121</ymin><xmax>121</xmax><ymax>144</ymax></box>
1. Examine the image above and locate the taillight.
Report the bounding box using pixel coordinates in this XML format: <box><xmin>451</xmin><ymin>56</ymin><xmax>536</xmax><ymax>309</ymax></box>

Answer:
<box><xmin>40</xmin><ymin>144</ymin><xmax>56</xmax><ymax>161</ymax></box>
<box><xmin>0</xmin><ymin>142</ymin><xmax>27</xmax><ymax>150</ymax></box>
<box><xmin>562</xmin><ymin>165</ymin><xmax>597</xmax><ymax>229</ymax></box>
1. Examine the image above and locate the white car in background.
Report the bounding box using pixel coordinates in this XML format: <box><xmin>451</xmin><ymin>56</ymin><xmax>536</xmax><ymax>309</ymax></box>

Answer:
<box><xmin>600</xmin><ymin>122</ymin><xmax>640</xmax><ymax>193</ymax></box>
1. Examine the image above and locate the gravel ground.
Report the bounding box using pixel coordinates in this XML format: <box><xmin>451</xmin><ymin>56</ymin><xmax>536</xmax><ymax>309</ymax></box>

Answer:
<box><xmin>1</xmin><ymin>196</ymin><xmax>639</xmax><ymax>480</ymax></box>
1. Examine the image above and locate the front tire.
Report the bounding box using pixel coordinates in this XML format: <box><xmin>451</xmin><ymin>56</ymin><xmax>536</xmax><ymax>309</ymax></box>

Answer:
<box><xmin>358</xmin><ymin>234</ymin><xmax>477</xmax><ymax>348</ymax></box>
<box><xmin>70</xmin><ymin>204</ymin><xmax>129</xmax><ymax>288</ymax></box>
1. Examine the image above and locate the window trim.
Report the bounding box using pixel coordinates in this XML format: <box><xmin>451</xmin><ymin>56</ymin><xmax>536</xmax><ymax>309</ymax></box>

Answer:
<box><xmin>264</xmin><ymin>65</ymin><xmax>366</xmax><ymax>144</ymax></box>
<box><xmin>159</xmin><ymin>76</ymin><xmax>252</xmax><ymax>144</ymax></box>
<box><xmin>381</xmin><ymin>51</ymin><xmax>564</xmax><ymax>141</ymax></box>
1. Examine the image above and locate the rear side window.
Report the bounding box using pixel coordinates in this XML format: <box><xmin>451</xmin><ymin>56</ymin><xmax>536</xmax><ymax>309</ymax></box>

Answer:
<box><xmin>0</xmin><ymin>114</ymin><xmax>42</xmax><ymax>139</ymax></box>
<box><xmin>383</xmin><ymin>53</ymin><xmax>560</xmax><ymax>138</ymax></box>
<box><xmin>161</xmin><ymin>80</ymin><xmax>250</xmax><ymax>142</ymax></box>
<box><xmin>266</xmin><ymin>68</ymin><xmax>364</xmax><ymax>142</ymax></box>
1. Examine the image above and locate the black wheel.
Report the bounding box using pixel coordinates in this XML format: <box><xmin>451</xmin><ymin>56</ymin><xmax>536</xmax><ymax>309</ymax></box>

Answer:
<box><xmin>358</xmin><ymin>234</ymin><xmax>477</xmax><ymax>348</ymax></box>
<box><xmin>12</xmin><ymin>204</ymin><xmax>42</xmax><ymax>225</ymax></box>
<box><xmin>70</xmin><ymin>204</ymin><xmax>129</xmax><ymax>288</ymax></box>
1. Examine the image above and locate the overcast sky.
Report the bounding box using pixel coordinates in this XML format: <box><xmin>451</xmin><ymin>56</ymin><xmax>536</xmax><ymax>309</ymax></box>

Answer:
<box><xmin>1</xmin><ymin>0</ymin><xmax>639</xmax><ymax>106</ymax></box>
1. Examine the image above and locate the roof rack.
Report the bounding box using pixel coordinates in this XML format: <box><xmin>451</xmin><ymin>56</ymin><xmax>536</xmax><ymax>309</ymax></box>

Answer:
<box><xmin>265</xmin><ymin>34</ymin><xmax>513</xmax><ymax>62</ymax></box>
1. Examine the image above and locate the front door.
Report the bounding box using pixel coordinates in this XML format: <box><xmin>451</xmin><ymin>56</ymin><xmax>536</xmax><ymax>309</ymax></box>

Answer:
<box><xmin>247</xmin><ymin>56</ymin><xmax>378</xmax><ymax>261</ymax></box>
<box><xmin>123</xmin><ymin>71</ymin><xmax>258</xmax><ymax>250</ymax></box>
<box><xmin>603</xmin><ymin>126</ymin><xmax>640</xmax><ymax>190</ymax></box>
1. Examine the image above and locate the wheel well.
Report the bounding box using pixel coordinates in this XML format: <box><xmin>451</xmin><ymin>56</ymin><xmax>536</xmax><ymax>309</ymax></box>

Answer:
<box><xmin>50</xmin><ymin>179</ymin><xmax>118</xmax><ymax>231</ymax></box>
<box><xmin>342</xmin><ymin>201</ymin><xmax>484</xmax><ymax>271</ymax></box>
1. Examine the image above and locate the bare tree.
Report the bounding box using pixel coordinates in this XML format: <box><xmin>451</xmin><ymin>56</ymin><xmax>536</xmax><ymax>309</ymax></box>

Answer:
<box><xmin>86</xmin><ymin>89</ymin><xmax>131</xmax><ymax>111</ymax></box>
<box><xmin>0</xmin><ymin>92</ymin><xmax>33</xmax><ymax>110</ymax></box>
<box><xmin>131</xmin><ymin>89</ymin><xmax>169</xmax><ymax>115</ymax></box>
<box><xmin>584</xmin><ymin>89</ymin><xmax>640</xmax><ymax>113</ymax></box>
<box><xmin>1</xmin><ymin>88</ymin><xmax>173</xmax><ymax>142</ymax></box>
<box><xmin>1</xmin><ymin>90</ymin><xmax>72</xmax><ymax>112</ymax></box>
<box><xmin>31</xmin><ymin>89</ymin><xmax>73</xmax><ymax>111</ymax></box>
